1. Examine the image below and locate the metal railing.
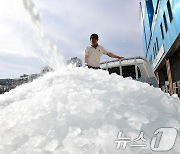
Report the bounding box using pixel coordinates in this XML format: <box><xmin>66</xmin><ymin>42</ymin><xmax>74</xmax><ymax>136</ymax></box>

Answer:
<box><xmin>162</xmin><ymin>81</ymin><xmax>180</xmax><ymax>97</ymax></box>
<box><xmin>100</xmin><ymin>56</ymin><xmax>150</xmax><ymax>80</ymax></box>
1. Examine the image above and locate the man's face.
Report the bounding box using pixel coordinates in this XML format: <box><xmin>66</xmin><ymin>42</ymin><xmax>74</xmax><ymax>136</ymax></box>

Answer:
<box><xmin>90</xmin><ymin>37</ymin><xmax>98</xmax><ymax>46</ymax></box>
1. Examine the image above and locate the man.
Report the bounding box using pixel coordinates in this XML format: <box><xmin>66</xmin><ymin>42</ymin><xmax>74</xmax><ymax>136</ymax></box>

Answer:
<box><xmin>84</xmin><ymin>33</ymin><xmax>124</xmax><ymax>69</ymax></box>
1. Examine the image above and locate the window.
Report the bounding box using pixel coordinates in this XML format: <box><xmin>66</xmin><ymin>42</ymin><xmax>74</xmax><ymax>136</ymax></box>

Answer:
<box><xmin>149</xmin><ymin>55</ymin><xmax>153</xmax><ymax>65</ymax></box>
<box><xmin>154</xmin><ymin>43</ymin><xmax>157</xmax><ymax>55</ymax></box>
<box><xmin>146</xmin><ymin>0</ymin><xmax>154</xmax><ymax>29</ymax></box>
<box><xmin>153</xmin><ymin>46</ymin><xmax>155</xmax><ymax>59</ymax></box>
<box><xmin>153</xmin><ymin>47</ymin><xmax>156</xmax><ymax>59</ymax></box>
<box><xmin>108</xmin><ymin>67</ymin><xmax>120</xmax><ymax>75</ymax></box>
<box><xmin>156</xmin><ymin>37</ymin><xmax>159</xmax><ymax>51</ymax></box>
<box><xmin>160</xmin><ymin>23</ymin><xmax>164</xmax><ymax>39</ymax></box>
<box><xmin>108</xmin><ymin>65</ymin><xmax>141</xmax><ymax>79</ymax></box>
<box><xmin>167</xmin><ymin>0</ymin><xmax>173</xmax><ymax>22</ymax></box>
<box><xmin>163</xmin><ymin>13</ymin><xmax>168</xmax><ymax>32</ymax></box>
<box><xmin>155</xmin><ymin>0</ymin><xmax>160</xmax><ymax>14</ymax></box>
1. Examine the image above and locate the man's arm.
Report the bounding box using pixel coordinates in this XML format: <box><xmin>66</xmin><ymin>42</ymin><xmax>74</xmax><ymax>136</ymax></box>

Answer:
<box><xmin>84</xmin><ymin>55</ymin><xmax>88</xmax><ymax>66</ymax></box>
<box><xmin>84</xmin><ymin>48</ymin><xmax>89</xmax><ymax>66</ymax></box>
<box><xmin>107</xmin><ymin>52</ymin><xmax>124</xmax><ymax>59</ymax></box>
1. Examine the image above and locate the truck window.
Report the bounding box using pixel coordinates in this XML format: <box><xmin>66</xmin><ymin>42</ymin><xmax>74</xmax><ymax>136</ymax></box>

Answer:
<box><xmin>108</xmin><ymin>65</ymin><xmax>141</xmax><ymax>79</ymax></box>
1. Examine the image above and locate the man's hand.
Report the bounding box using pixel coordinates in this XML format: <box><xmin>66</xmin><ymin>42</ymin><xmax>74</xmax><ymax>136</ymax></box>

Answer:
<box><xmin>84</xmin><ymin>63</ymin><xmax>88</xmax><ymax>67</ymax></box>
<box><xmin>116</xmin><ymin>56</ymin><xmax>124</xmax><ymax>59</ymax></box>
<box><xmin>107</xmin><ymin>52</ymin><xmax>124</xmax><ymax>59</ymax></box>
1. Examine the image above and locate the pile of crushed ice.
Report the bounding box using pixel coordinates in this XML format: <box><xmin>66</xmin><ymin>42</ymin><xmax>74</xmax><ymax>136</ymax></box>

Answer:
<box><xmin>0</xmin><ymin>67</ymin><xmax>179</xmax><ymax>154</ymax></box>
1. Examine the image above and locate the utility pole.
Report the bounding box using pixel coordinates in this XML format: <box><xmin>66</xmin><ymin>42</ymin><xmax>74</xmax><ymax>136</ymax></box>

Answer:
<box><xmin>165</xmin><ymin>58</ymin><xmax>173</xmax><ymax>96</ymax></box>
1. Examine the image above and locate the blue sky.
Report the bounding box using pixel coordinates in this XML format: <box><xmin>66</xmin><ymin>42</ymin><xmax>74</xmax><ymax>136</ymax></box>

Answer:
<box><xmin>0</xmin><ymin>0</ymin><xmax>143</xmax><ymax>78</ymax></box>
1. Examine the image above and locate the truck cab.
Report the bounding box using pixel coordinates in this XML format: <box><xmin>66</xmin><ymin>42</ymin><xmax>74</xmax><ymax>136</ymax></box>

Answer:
<box><xmin>100</xmin><ymin>57</ymin><xmax>158</xmax><ymax>87</ymax></box>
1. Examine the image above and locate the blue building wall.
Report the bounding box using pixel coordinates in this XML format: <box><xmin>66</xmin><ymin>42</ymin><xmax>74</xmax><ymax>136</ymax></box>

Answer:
<box><xmin>140</xmin><ymin>0</ymin><xmax>180</xmax><ymax>71</ymax></box>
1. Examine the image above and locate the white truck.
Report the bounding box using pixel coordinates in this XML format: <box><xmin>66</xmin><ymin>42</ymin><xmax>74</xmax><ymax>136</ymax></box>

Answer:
<box><xmin>100</xmin><ymin>56</ymin><xmax>158</xmax><ymax>87</ymax></box>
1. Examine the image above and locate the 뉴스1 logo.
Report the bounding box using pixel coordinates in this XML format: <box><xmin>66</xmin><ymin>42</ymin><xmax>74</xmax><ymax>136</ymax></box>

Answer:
<box><xmin>115</xmin><ymin>127</ymin><xmax>178</xmax><ymax>152</ymax></box>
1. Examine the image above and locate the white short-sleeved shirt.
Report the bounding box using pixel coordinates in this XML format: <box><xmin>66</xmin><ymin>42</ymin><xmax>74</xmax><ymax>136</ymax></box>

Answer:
<box><xmin>84</xmin><ymin>45</ymin><xmax>109</xmax><ymax>67</ymax></box>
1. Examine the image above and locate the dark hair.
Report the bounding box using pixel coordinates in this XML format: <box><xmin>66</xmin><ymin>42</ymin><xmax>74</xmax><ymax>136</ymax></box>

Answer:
<box><xmin>90</xmin><ymin>33</ymin><xmax>99</xmax><ymax>40</ymax></box>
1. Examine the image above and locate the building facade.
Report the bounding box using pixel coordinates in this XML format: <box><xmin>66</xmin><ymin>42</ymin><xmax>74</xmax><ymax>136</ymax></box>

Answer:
<box><xmin>140</xmin><ymin>0</ymin><xmax>180</xmax><ymax>96</ymax></box>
